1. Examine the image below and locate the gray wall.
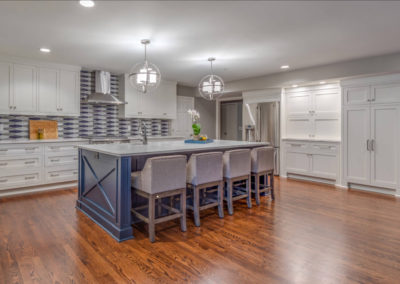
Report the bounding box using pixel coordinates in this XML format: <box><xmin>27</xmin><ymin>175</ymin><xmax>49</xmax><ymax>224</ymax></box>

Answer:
<box><xmin>177</xmin><ymin>85</ymin><xmax>217</xmax><ymax>139</ymax></box>
<box><xmin>225</xmin><ymin>52</ymin><xmax>400</xmax><ymax>92</ymax></box>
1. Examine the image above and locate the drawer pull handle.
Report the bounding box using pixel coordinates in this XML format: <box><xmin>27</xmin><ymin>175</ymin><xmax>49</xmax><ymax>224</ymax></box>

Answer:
<box><xmin>25</xmin><ymin>147</ymin><xmax>36</xmax><ymax>151</ymax></box>
<box><xmin>0</xmin><ymin>149</ymin><xmax>8</xmax><ymax>152</ymax></box>
<box><xmin>73</xmin><ymin>171</ymin><xmax>78</xmax><ymax>175</ymax></box>
<box><xmin>74</xmin><ymin>157</ymin><xmax>78</xmax><ymax>161</ymax></box>
<box><xmin>73</xmin><ymin>146</ymin><xmax>78</xmax><ymax>149</ymax></box>
<box><xmin>0</xmin><ymin>179</ymin><xmax>7</xmax><ymax>183</ymax></box>
<box><xmin>25</xmin><ymin>161</ymin><xmax>35</xmax><ymax>164</ymax></box>
<box><xmin>0</xmin><ymin>162</ymin><xmax>8</xmax><ymax>166</ymax></box>
<box><xmin>290</xmin><ymin>144</ymin><xmax>302</xmax><ymax>147</ymax></box>
<box><xmin>50</xmin><ymin>173</ymin><xmax>60</xmax><ymax>177</ymax></box>
<box><xmin>51</xmin><ymin>159</ymin><xmax>60</xmax><ymax>162</ymax></box>
<box><xmin>25</xmin><ymin>176</ymin><xmax>35</xmax><ymax>180</ymax></box>
<box><xmin>50</xmin><ymin>146</ymin><xmax>60</xmax><ymax>150</ymax></box>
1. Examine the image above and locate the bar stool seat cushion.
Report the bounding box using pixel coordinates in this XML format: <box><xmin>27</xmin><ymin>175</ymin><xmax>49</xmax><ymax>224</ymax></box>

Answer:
<box><xmin>223</xmin><ymin>149</ymin><xmax>251</xmax><ymax>178</ymax></box>
<box><xmin>251</xmin><ymin>146</ymin><xmax>274</xmax><ymax>173</ymax></box>
<box><xmin>131</xmin><ymin>155</ymin><xmax>187</xmax><ymax>194</ymax></box>
<box><xmin>187</xmin><ymin>152</ymin><xmax>223</xmax><ymax>186</ymax></box>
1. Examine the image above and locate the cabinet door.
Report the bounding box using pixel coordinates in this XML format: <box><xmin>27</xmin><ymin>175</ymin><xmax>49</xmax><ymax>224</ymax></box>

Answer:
<box><xmin>286</xmin><ymin>117</ymin><xmax>313</xmax><ymax>139</ymax></box>
<box><xmin>343</xmin><ymin>86</ymin><xmax>370</xmax><ymax>106</ymax></box>
<box><xmin>171</xmin><ymin>96</ymin><xmax>194</xmax><ymax>138</ymax></box>
<box><xmin>38</xmin><ymin>68</ymin><xmax>59</xmax><ymax>114</ymax></box>
<box><xmin>371</xmin><ymin>83</ymin><xmax>400</xmax><ymax>104</ymax></box>
<box><xmin>13</xmin><ymin>64</ymin><xmax>37</xmax><ymax>114</ymax></box>
<box><xmin>370</xmin><ymin>105</ymin><xmax>399</xmax><ymax>189</ymax></box>
<box><xmin>286</xmin><ymin>152</ymin><xmax>310</xmax><ymax>174</ymax></box>
<box><xmin>344</xmin><ymin>106</ymin><xmax>370</xmax><ymax>184</ymax></box>
<box><xmin>156</xmin><ymin>81</ymin><xmax>177</xmax><ymax>119</ymax></box>
<box><xmin>286</xmin><ymin>90</ymin><xmax>312</xmax><ymax>116</ymax></box>
<box><xmin>310</xmin><ymin>154</ymin><xmax>337</xmax><ymax>180</ymax></box>
<box><xmin>0</xmin><ymin>62</ymin><xmax>12</xmax><ymax>114</ymax></box>
<box><xmin>59</xmin><ymin>70</ymin><xmax>80</xmax><ymax>116</ymax></box>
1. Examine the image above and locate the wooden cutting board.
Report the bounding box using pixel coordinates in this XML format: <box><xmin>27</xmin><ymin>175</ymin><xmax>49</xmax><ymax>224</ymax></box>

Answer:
<box><xmin>29</xmin><ymin>120</ymin><xmax>58</xmax><ymax>140</ymax></box>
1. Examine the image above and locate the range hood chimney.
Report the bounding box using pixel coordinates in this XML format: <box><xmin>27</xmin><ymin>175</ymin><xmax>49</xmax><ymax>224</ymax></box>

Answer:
<box><xmin>84</xmin><ymin>71</ymin><xmax>127</xmax><ymax>105</ymax></box>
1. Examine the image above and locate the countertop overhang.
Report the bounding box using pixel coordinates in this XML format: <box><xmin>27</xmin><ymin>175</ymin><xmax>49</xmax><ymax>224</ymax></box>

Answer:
<box><xmin>78</xmin><ymin>140</ymin><xmax>269</xmax><ymax>157</ymax></box>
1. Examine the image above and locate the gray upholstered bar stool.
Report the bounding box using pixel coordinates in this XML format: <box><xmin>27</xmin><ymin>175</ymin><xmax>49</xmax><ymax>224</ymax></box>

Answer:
<box><xmin>131</xmin><ymin>155</ymin><xmax>187</xmax><ymax>243</ymax></box>
<box><xmin>186</xmin><ymin>152</ymin><xmax>224</xmax><ymax>227</ymax></box>
<box><xmin>223</xmin><ymin>149</ymin><xmax>252</xmax><ymax>215</ymax></box>
<box><xmin>251</xmin><ymin>146</ymin><xmax>275</xmax><ymax>205</ymax></box>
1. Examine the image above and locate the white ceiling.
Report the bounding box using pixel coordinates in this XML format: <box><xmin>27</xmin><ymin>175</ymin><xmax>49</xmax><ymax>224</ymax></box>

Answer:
<box><xmin>1</xmin><ymin>1</ymin><xmax>400</xmax><ymax>86</ymax></box>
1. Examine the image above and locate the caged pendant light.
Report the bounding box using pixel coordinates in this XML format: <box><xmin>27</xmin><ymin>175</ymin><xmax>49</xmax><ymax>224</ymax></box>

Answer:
<box><xmin>198</xmin><ymin>57</ymin><xmax>224</xmax><ymax>100</ymax></box>
<box><xmin>129</xmin><ymin>39</ymin><xmax>161</xmax><ymax>94</ymax></box>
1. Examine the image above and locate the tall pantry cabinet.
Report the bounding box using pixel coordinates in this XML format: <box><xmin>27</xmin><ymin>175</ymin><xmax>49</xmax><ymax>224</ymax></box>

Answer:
<box><xmin>342</xmin><ymin>74</ymin><xmax>400</xmax><ymax>195</ymax></box>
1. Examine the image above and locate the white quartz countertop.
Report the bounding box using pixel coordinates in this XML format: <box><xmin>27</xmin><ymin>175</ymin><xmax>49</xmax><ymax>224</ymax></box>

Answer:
<box><xmin>78</xmin><ymin>140</ymin><xmax>269</xmax><ymax>156</ymax></box>
<box><xmin>0</xmin><ymin>138</ymin><xmax>89</xmax><ymax>144</ymax></box>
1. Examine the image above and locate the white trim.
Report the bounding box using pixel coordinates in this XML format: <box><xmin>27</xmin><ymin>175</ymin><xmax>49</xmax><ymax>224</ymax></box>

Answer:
<box><xmin>0</xmin><ymin>181</ymin><xmax>77</xmax><ymax>198</ymax></box>
<box><xmin>340</xmin><ymin>73</ymin><xmax>400</xmax><ymax>87</ymax></box>
<box><xmin>0</xmin><ymin>54</ymin><xmax>81</xmax><ymax>71</ymax></box>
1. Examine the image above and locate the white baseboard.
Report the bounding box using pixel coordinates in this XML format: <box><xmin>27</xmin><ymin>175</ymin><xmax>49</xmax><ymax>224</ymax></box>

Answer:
<box><xmin>0</xmin><ymin>182</ymin><xmax>77</xmax><ymax>198</ymax></box>
<box><xmin>287</xmin><ymin>173</ymin><xmax>337</xmax><ymax>186</ymax></box>
<box><xmin>348</xmin><ymin>183</ymin><xmax>397</xmax><ymax>196</ymax></box>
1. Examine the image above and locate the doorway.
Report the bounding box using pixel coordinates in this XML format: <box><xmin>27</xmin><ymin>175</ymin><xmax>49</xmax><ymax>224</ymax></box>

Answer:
<box><xmin>220</xmin><ymin>100</ymin><xmax>243</xmax><ymax>140</ymax></box>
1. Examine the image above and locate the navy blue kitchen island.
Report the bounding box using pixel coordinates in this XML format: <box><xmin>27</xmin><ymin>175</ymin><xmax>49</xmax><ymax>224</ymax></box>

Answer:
<box><xmin>76</xmin><ymin>140</ymin><xmax>268</xmax><ymax>242</ymax></box>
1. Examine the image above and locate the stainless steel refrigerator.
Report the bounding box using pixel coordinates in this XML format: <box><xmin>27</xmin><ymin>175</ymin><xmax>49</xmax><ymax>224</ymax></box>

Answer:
<box><xmin>245</xmin><ymin>101</ymin><xmax>280</xmax><ymax>175</ymax></box>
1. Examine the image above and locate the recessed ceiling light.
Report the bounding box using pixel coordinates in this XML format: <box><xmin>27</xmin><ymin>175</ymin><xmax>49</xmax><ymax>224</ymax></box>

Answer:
<box><xmin>40</xmin><ymin>48</ymin><xmax>51</xmax><ymax>53</ymax></box>
<box><xmin>319</xmin><ymin>81</ymin><xmax>326</xmax><ymax>84</ymax></box>
<box><xmin>292</xmin><ymin>84</ymin><xmax>298</xmax><ymax>88</ymax></box>
<box><xmin>281</xmin><ymin>65</ymin><xmax>290</xmax><ymax>69</ymax></box>
<box><xmin>80</xmin><ymin>0</ymin><xmax>95</xmax><ymax>8</ymax></box>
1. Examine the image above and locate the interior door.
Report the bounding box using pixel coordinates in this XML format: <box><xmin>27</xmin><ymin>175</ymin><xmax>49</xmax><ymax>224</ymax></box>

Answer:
<box><xmin>370</xmin><ymin>105</ymin><xmax>399</xmax><ymax>189</ymax></box>
<box><xmin>220</xmin><ymin>101</ymin><xmax>242</xmax><ymax>140</ymax></box>
<box><xmin>344</xmin><ymin>106</ymin><xmax>371</xmax><ymax>184</ymax></box>
<box><xmin>38</xmin><ymin>68</ymin><xmax>58</xmax><ymax>114</ymax></box>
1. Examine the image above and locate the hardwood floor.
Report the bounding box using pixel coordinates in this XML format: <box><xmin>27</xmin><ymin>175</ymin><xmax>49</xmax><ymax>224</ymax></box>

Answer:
<box><xmin>1</xmin><ymin>178</ymin><xmax>400</xmax><ymax>284</ymax></box>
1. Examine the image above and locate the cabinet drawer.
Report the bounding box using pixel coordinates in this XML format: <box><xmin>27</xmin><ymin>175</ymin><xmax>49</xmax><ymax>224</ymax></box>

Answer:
<box><xmin>310</xmin><ymin>143</ymin><xmax>339</xmax><ymax>155</ymax></box>
<box><xmin>45</xmin><ymin>154</ymin><xmax>78</xmax><ymax>167</ymax></box>
<box><xmin>285</xmin><ymin>142</ymin><xmax>309</xmax><ymax>153</ymax></box>
<box><xmin>45</xmin><ymin>167</ymin><xmax>78</xmax><ymax>183</ymax></box>
<box><xmin>0</xmin><ymin>171</ymin><xmax>42</xmax><ymax>190</ymax></box>
<box><xmin>45</xmin><ymin>144</ymin><xmax>79</xmax><ymax>155</ymax></box>
<box><xmin>0</xmin><ymin>144</ymin><xmax>42</xmax><ymax>157</ymax></box>
<box><xmin>0</xmin><ymin>155</ymin><xmax>42</xmax><ymax>170</ymax></box>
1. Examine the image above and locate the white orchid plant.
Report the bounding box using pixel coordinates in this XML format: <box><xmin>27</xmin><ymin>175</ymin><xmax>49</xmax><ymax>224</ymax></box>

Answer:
<box><xmin>187</xmin><ymin>109</ymin><xmax>201</xmax><ymax>136</ymax></box>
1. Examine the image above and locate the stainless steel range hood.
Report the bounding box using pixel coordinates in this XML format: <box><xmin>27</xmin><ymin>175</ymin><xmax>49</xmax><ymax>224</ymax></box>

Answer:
<box><xmin>83</xmin><ymin>71</ymin><xmax>127</xmax><ymax>105</ymax></box>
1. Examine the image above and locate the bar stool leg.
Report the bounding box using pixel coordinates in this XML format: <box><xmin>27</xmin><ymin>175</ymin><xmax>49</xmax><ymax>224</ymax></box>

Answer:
<box><xmin>148</xmin><ymin>195</ymin><xmax>156</xmax><ymax>243</ymax></box>
<box><xmin>180</xmin><ymin>189</ymin><xmax>187</xmax><ymax>232</ymax></box>
<box><xmin>270</xmin><ymin>172</ymin><xmax>275</xmax><ymax>200</ymax></box>
<box><xmin>255</xmin><ymin>173</ymin><xmax>260</xmax><ymax>206</ymax></box>
<box><xmin>217</xmin><ymin>181</ymin><xmax>224</xmax><ymax>218</ymax></box>
<box><xmin>227</xmin><ymin>179</ymin><xmax>234</xmax><ymax>215</ymax></box>
<box><xmin>193</xmin><ymin>186</ymin><xmax>201</xmax><ymax>227</ymax></box>
<box><xmin>246</xmin><ymin>175</ymin><xmax>252</xmax><ymax>208</ymax></box>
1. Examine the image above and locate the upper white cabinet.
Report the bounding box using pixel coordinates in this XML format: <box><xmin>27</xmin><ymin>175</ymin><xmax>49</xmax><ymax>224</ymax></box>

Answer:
<box><xmin>0</xmin><ymin>57</ymin><xmax>80</xmax><ymax>117</ymax></box>
<box><xmin>119</xmin><ymin>74</ymin><xmax>177</xmax><ymax>119</ymax></box>
<box><xmin>0</xmin><ymin>62</ymin><xmax>11</xmax><ymax>113</ymax></box>
<box><xmin>12</xmin><ymin>64</ymin><xmax>37</xmax><ymax>114</ymax></box>
<box><xmin>284</xmin><ymin>83</ymin><xmax>341</xmax><ymax>140</ymax></box>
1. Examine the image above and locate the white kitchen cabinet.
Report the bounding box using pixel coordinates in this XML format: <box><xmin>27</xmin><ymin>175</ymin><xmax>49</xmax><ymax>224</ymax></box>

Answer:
<box><xmin>13</xmin><ymin>64</ymin><xmax>37</xmax><ymax>114</ymax></box>
<box><xmin>0</xmin><ymin>62</ymin><xmax>12</xmax><ymax>113</ymax></box>
<box><xmin>343</xmin><ymin>106</ymin><xmax>371</xmax><ymax>185</ymax></box>
<box><xmin>171</xmin><ymin>96</ymin><xmax>194</xmax><ymax>138</ymax></box>
<box><xmin>341</xmin><ymin>74</ymin><xmax>400</xmax><ymax>194</ymax></box>
<box><xmin>282</xmin><ymin>139</ymin><xmax>340</xmax><ymax>183</ymax></box>
<box><xmin>0</xmin><ymin>58</ymin><xmax>80</xmax><ymax>116</ymax></box>
<box><xmin>38</xmin><ymin>68</ymin><xmax>59</xmax><ymax>114</ymax></box>
<box><xmin>284</xmin><ymin>83</ymin><xmax>340</xmax><ymax>140</ymax></box>
<box><xmin>119</xmin><ymin>74</ymin><xmax>177</xmax><ymax>119</ymax></box>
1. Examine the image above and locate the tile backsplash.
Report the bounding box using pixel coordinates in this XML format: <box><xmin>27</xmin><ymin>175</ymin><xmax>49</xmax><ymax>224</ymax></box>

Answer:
<box><xmin>0</xmin><ymin>70</ymin><xmax>170</xmax><ymax>140</ymax></box>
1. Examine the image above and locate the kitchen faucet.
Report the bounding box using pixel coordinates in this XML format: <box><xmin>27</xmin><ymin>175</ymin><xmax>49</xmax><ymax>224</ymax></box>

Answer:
<box><xmin>140</xmin><ymin>121</ymin><xmax>148</xmax><ymax>145</ymax></box>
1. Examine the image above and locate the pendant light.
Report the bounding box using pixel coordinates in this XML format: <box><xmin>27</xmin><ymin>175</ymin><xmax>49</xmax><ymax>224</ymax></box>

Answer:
<box><xmin>198</xmin><ymin>57</ymin><xmax>224</xmax><ymax>100</ymax></box>
<box><xmin>129</xmin><ymin>39</ymin><xmax>161</xmax><ymax>94</ymax></box>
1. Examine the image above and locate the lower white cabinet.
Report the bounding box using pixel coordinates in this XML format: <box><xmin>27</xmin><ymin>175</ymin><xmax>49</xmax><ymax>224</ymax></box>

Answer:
<box><xmin>283</xmin><ymin>139</ymin><xmax>340</xmax><ymax>183</ymax></box>
<box><xmin>0</xmin><ymin>140</ymin><xmax>87</xmax><ymax>197</ymax></box>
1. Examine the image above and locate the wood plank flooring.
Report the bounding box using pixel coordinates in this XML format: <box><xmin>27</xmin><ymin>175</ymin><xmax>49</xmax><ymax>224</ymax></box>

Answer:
<box><xmin>1</xmin><ymin>178</ymin><xmax>400</xmax><ymax>283</ymax></box>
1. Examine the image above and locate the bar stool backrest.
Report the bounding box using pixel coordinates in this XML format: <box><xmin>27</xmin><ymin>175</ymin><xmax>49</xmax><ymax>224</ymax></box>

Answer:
<box><xmin>187</xmin><ymin>152</ymin><xmax>223</xmax><ymax>185</ymax></box>
<box><xmin>223</xmin><ymin>149</ymin><xmax>251</xmax><ymax>178</ymax></box>
<box><xmin>142</xmin><ymin>155</ymin><xmax>187</xmax><ymax>194</ymax></box>
<box><xmin>251</xmin><ymin>146</ymin><xmax>274</xmax><ymax>173</ymax></box>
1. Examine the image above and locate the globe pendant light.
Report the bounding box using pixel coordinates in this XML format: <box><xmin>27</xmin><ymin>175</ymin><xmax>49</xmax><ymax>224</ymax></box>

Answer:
<box><xmin>129</xmin><ymin>39</ymin><xmax>161</xmax><ymax>94</ymax></box>
<box><xmin>198</xmin><ymin>57</ymin><xmax>224</xmax><ymax>100</ymax></box>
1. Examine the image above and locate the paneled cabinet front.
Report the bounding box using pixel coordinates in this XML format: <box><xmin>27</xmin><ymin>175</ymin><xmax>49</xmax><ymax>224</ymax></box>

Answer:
<box><xmin>119</xmin><ymin>74</ymin><xmax>177</xmax><ymax>119</ymax></box>
<box><xmin>0</xmin><ymin>59</ymin><xmax>80</xmax><ymax>116</ymax></box>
